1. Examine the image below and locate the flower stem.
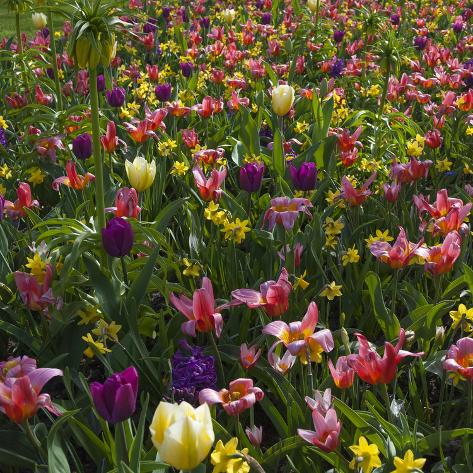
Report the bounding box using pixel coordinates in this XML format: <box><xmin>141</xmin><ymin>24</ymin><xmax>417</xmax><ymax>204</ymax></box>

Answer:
<box><xmin>209</xmin><ymin>332</ymin><xmax>225</xmax><ymax>385</ymax></box>
<box><xmin>47</xmin><ymin>6</ymin><xmax>63</xmax><ymax>110</ymax></box>
<box><xmin>15</xmin><ymin>13</ymin><xmax>22</xmax><ymax>55</ymax></box>
<box><xmin>88</xmin><ymin>67</ymin><xmax>106</xmax><ymax>233</ymax></box>
<box><xmin>120</xmin><ymin>256</ymin><xmax>129</xmax><ymax>289</ymax></box>
<box><xmin>22</xmin><ymin>420</ymin><xmax>46</xmax><ymax>461</ymax></box>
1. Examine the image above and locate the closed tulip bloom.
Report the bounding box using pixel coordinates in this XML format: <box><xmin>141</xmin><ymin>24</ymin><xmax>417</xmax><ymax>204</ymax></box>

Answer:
<box><xmin>72</xmin><ymin>133</ymin><xmax>92</xmax><ymax>160</ymax></box>
<box><xmin>101</xmin><ymin>217</ymin><xmax>134</xmax><ymax>257</ymax></box>
<box><xmin>192</xmin><ymin>166</ymin><xmax>227</xmax><ymax>202</ymax></box>
<box><xmin>272</xmin><ymin>84</ymin><xmax>295</xmax><ymax>116</ymax></box>
<box><xmin>307</xmin><ymin>0</ymin><xmax>318</xmax><ymax>12</ymax></box>
<box><xmin>150</xmin><ymin>401</ymin><xmax>214</xmax><ymax>470</ymax></box>
<box><xmin>289</xmin><ymin>162</ymin><xmax>317</xmax><ymax>191</ymax></box>
<box><xmin>32</xmin><ymin>13</ymin><xmax>47</xmax><ymax>29</ymax></box>
<box><xmin>444</xmin><ymin>337</ymin><xmax>473</xmax><ymax>382</ymax></box>
<box><xmin>106</xmin><ymin>87</ymin><xmax>126</xmax><ymax>107</ymax></box>
<box><xmin>90</xmin><ymin>366</ymin><xmax>138</xmax><ymax>424</ymax></box>
<box><xmin>240</xmin><ymin>344</ymin><xmax>262</xmax><ymax>370</ymax></box>
<box><xmin>155</xmin><ymin>83</ymin><xmax>172</xmax><ymax>101</ymax></box>
<box><xmin>328</xmin><ymin>356</ymin><xmax>356</xmax><ymax>388</ymax></box>
<box><xmin>239</xmin><ymin>162</ymin><xmax>264</xmax><ymax>193</ymax></box>
<box><xmin>245</xmin><ymin>425</ymin><xmax>263</xmax><ymax>447</ymax></box>
<box><xmin>298</xmin><ymin>408</ymin><xmax>341</xmax><ymax>452</ymax></box>
<box><xmin>125</xmin><ymin>156</ymin><xmax>156</xmax><ymax>191</ymax></box>
<box><xmin>383</xmin><ymin>182</ymin><xmax>401</xmax><ymax>203</ymax></box>
<box><xmin>110</xmin><ymin>187</ymin><xmax>141</xmax><ymax>218</ymax></box>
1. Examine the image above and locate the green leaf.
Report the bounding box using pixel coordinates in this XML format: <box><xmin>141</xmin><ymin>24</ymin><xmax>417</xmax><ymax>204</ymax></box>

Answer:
<box><xmin>239</xmin><ymin>107</ymin><xmax>260</xmax><ymax>156</ymax></box>
<box><xmin>272</xmin><ymin>128</ymin><xmax>285</xmax><ymax>176</ymax></box>
<box><xmin>48</xmin><ymin>410</ymin><xmax>80</xmax><ymax>473</ymax></box>
<box><xmin>262</xmin><ymin>436</ymin><xmax>306</xmax><ymax>465</ymax></box>
<box><xmin>364</xmin><ymin>271</ymin><xmax>400</xmax><ymax>340</ymax></box>
<box><xmin>152</xmin><ymin>198</ymin><xmax>188</xmax><ymax>232</ymax></box>
<box><xmin>418</xmin><ymin>429</ymin><xmax>473</xmax><ymax>454</ymax></box>
<box><xmin>129</xmin><ymin>394</ymin><xmax>149</xmax><ymax>471</ymax></box>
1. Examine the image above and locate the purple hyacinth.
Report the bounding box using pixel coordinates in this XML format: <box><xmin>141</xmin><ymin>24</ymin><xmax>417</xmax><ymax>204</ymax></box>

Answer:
<box><xmin>330</xmin><ymin>57</ymin><xmax>345</xmax><ymax>78</ymax></box>
<box><xmin>0</xmin><ymin>128</ymin><xmax>6</xmax><ymax>148</ymax></box>
<box><xmin>171</xmin><ymin>340</ymin><xmax>217</xmax><ymax>404</ymax></box>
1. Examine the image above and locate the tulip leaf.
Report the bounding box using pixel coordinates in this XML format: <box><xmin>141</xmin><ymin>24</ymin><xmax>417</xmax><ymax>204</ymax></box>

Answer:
<box><xmin>152</xmin><ymin>198</ymin><xmax>189</xmax><ymax>233</ymax></box>
<box><xmin>239</xmin><ymin>107</ymin><xmax>260</xmax><ymax>156</ymax></box>
<box><xmin>462</xmin><ymin>263</ymin><xmax>473</xmax><ymax>295</ymax></box>
<box><xmin>417</xmin><ymin>428</ymin><xmax>473</xmax><ymax>454</ymax></box>
<box><xmin>129</xmin><ymin>394</ymin><xmax>149</xmax><ymax>471</ymax></box>
<box><xmin>364</xmin><ymin>271</ymin><xmax>400</xmax><ymax>340</ymax></box>
<box><xmin>48</xmin><ymin>410</ymin><xmax>80</xmax><ymax>473</ymax></box>
<box><xmin>272</xmin><ymin>128</ymin><xmax>285</xmax><ymax>177</ymax></box>
<box><xmin>262</xmin><ymin>436</ymin><xmax>306</xmax><ymax>465</ymax></box>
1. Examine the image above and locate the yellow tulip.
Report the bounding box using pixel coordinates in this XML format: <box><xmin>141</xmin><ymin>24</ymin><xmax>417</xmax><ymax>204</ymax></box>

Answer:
<box><xmin>125</xmin><ymin>156</ymin><xmax>156</xmax><ymax>192</ymax></box>
<box><xmin>150</xmin><ymin>401</ymin><xmax>215</xmax><ymax>471</ymax></box>
<box><xmin>271</xmin><ymin>85</ymin><xmax>295</xmax><ymax>116</ymax></box>
<box><xmin>32</xmin><ymin>13</ymin><xmax>47</xmax><ymax>29</ymax></box>
<box><xmin>307</xmin><ymin>0</ymin><xmax>318</xmax><ymax>13</ymax></box>
<box><xmin>222</xmin><ymin>8</ymin><xmax>236</xmax><ymax>24</ymax></box>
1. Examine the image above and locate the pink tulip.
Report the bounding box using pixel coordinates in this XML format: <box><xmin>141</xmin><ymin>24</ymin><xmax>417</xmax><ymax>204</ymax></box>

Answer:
<box><xmin>298</xmin><ymin>408</ymin><xmax>341</xmax><ymax>452</ymax></box>
<box><xmin>340</xmin><ymin>172</ymin><xmax>376</xmax><ymax>206</ymax></box>
<box><xmin>0</xmin><ymin>356</ymin><xmax>37</xmax><ymax>380</ymax></box>
<box><xmin>4</xmin><ymin>183</ymin><xmax>39</xmax><ymax>219</ymax></box>
<box><xmin>370</xmin><ymin>227</ymin><xmax>425</xmax><ymax>269</ymax></box>
<box><xmin>268</xmin><ymin>349</ymin><xmax>296</xmax><ymax>374</ymax></box>
<box><xmin>240</xmin><ymin>344</ymin><xmax>262</xmax><ymax>370</ymax></box>
<box><xmin>391</xmin><ymin>157</ymin><xmax>432</xmax><ymax>183</ymax></box>
<box><xmin>263</xmin><ymin>302</ymin><xmax>334</xmax><ymax>364</ymax></box>
<box><xmin>106</xmin><ymin>187</ymin><xmax>141</xmax><ymax>218</ymax></box>
<box><xmin>328</xmin><ymin>356</ymin><xmax>356</xmax><ymax>388</ymax></box>
<box><xmin>423</xmin><ymin>231</ymin><xmax>462</xmax><ymax>275</ymax></box>
<box><xmin>231</xmin><ymin>268</ymin><xmax>291</xmax><ymax>317</ymax></box>
<box><xmin>305</xmin><ymin>388</ymin><xmax>333</xmax><ymax>416</ymax></box>
<box><xmin>262</xmin><ymin>197</ymin><xmax>312</xmax><ymax>231</ymax></box>
<box><xmin>383</xmin><ymin>182</ymin><xmax>401</xmax><ymax>203</ymax></box>
<box><xmin>245</xmin><ymin>425</ymin><xmax>263</xmax><ymax>447</ymax></box>
<box><xmin>444</xmin><ymin>337</ymin><xmax>473</xmax><ymax>382</ymax></box>
<box><xmin>14</xmin><ymin>265</ymin><xmax>57</xmax><ymax>312</ymax></box>
<box><xmin>169</xmin><ymin>277</ymin><xmax>229</xmax><ymax>337</ymax></box>
<box><xmin>199</xmin><ymin>378</ymin><xmax>264</xmax><ymax>416</ymax></box>
<box><xmin>52</xmin><ymin>161</ymin><xmax>95</xmax><ymax>191</ymax></box>
<box><xmin>192</xmin><ymin>166</ymin><xmax>227</xmax><ymax>202</ymax></box>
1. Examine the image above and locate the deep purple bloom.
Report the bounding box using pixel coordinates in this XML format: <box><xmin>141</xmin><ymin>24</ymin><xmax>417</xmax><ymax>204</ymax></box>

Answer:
<box><xmin>289</xmin><ymin>162</ymin><xmax>317</xmax><ymax>191</ymax></box>
<box><xmin>143</xmin><ymin>18</ymin><xmax>157</xmax><ymax>33</ymax></box>
<box><xmin>180</xmin><ymin>62</ymin><xmax>194</xmax><ymax>78</ymax></box>
<box><xmin>90</xmin><ymin>366</ymin><xmax>138</xmax><ymax>424</ymax></box>
<box><xmin>155</xmin><ymin>83</ymin><xmax>172</xmax><ymax>101</ymax></box>
<box><xmin>162</xmin><ymin>6</ymin><xmax>171</xmax><ymax>19</ymax></box>
<box><xmin>101</xmin><ymin>217</ymin><xmax>134</xmax><ymax>257</ymax></box>
<box><xmin>41</xmin><ymin>27</ymin><xmax>49</xmax><ymax>38</ymax></box>
<box><xmin>330</xmin><ymin>58</ymin><xmax>345</xmax><ymax>78</ymax></box>
<box><xmin>453</xmin><ymin>18</ymin><xmax>464</xmax><ymax>33</ymax></box>
<box><xmin>0</xmin><ymin>195</ymin><xmax>4</xmax><ymax>221</ymax></box>
<box><xmin>96</xmin><ymin>74</ymin><xmax>106</xmax><ymax>92</ymax></box>
<box><xmin>46</xmin><ymin>68</ymin><xmax>54</xmax><ymax>80</ymax></box>
<box><xmin>0</xmin><ymin>128</ymin><xmax>6</xmax><ymax>148</ymax></box>
<box><xmin>414</xmin><ymin>36</ymin><xmax>428</xmax><ymax>50</ymax></box>
<box><xmin>199</xmin><ymin>17</ymin><xmax>210</xmax><ymax>28</ymax></box>
<box><xmin>171</xmin><ymin>340</ymin><xmax>216</xmax><ymax>404</ymax></box>
<box><xmin>390</xmin><ymin>14</ymin><xmax>400</xmax><ymax>25</ymax></box>
<box><xmin>106</xmin><ymin>87</ymin><xmax>126</xmax><ymax>107</ymax></box>
<box><xmin>72</xmin><ymin>133</ymin><xmax>92</xmax><ymax>160</ymax></box>
<box><xmin>240</xmin><ymin>162</ymin><xmax>265</xmax><ymax>193</ymax></box>
<box><xmin>261</xmin><ymin>12</ymin><xmax>272</xmax><ymax>25</ymax></box>
<box><xmin>333</xmin><ymin>30</ymin><xmax>345</xmax><ymax>43</ymax></box>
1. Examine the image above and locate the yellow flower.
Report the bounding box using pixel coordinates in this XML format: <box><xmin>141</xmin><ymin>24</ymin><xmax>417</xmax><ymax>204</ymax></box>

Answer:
<box><xmin>391</xmin><ymin>449</ymin><xmax>426</xmax><ymax>473</ymax></box>
<box><xmin>293</xmin><ymin>271</ymin><xmax>310</xmax><ymax>290</ymax></box>
<box><xmin>0</xmin><ymin>164</ymin><xmax>12</xmax><ymax>179</ymax></box>
<box><xmin>92</xmin><ymin>319</ymin><xmax>121</xmax><ymax>342</ymax></box>
<box><xmin>342</xmin><ymin>246</ymin><xmax>360</xmax><ymax>266</ymax></box>
<box><xmin>326</xmin><ymin>189</ymin><xmax>345</xmax><ymax>207</ymax></box>
<box><xmin>150</xmin><ymin>401</ymin><xmax>215</xmax><ymax>471</ymax></box>
<box><xmin>221</xmin><ymin>218</ymin><xmax>251</xmax><ymax>244</ymax></box>
<box><xmin>349</xmin><ymin>436</ymin><xmax>382</xmax><ymax>473</ymax></box>
<box><xmin>0</xmin><ymin>116</ymin><xmax>7</xmax><ymax>128</ymax></box>
<box><xmin>449</xmin><ymin>304</ymin><xmax>473</xmax><ymax>332</ymax></box>
<box><xmin>324</xmin><ymin>235</ymin><xmax>338</xmax><ymax>250</ymax></box>
<box><xmin>125</xmin><ymin>156</ymin><xmax>156</xmax><ymax>191</ymax></box>
<box><xmin>82</xmin><ymin>333</ymin><xmax>111</xmax><ymax>358</ymax></box>
<box><xmin>324</xmin><ymin>217</ymin><xmax>344</xmax><ymax>236</ymax></box>
<box><xmin>367</xmin><ymin>84</ymin><xmax>381</xmax><ymax>97</ymax></box>
<box><xmin>182</xmin><ymin>258</ymin><xmax>201</xmax><ymax>277</ymax></box>
<box><xmin>25</xmin><ymin>253</ymin><xmax>47</xmax><ymax>283</ymax></box>
<box><xmin>77</xmin><ymin>307</ymin><xmax>101</xmax><ymax>325</ymax></box>
<box><xmin>28</xmin><ymin>167</ymin><xmax>45</xmax><ymax>185</ymax></box>
<box><xmin>158</xmin><ymin>139</ymin><xmax>178</xmax><ymax>157</ymax></box>
<box><xmin>171</xmin><ymin>161</ymin><xmax>189</xmax><ymax>176</ymax></box>
<box><xmin>406</xmin><ymin>138</ymin><xmax>424</xmax><ymax>157</ymax></box>
<box><xmin>211</xmin><ymin>438</ymin><xmax>250</xmax><ymax>473</ymax></box>
<box><xmin>0</xmin><ymin>184</ymin><xmax>5</xmax><ymax>195</ymax></box>
<box><xmin>435</xmin><ymin>158</ymin><xmax>452</xmax><ymax>172</ymax></box>
<box><xmin>320</xmin><ymin>281</ymin><xmax>342</xmax><ymax>300</ymax></box>
<box><xmin>204</xmin><ymin>202</ymin><xmax>221</xmax><ymax>221</ymax></box>
<box><xmin>365</xmin><ymin>229</ymin><xmax>394</xmax><ymax>247</ymax></box>
<box><xmin>294</xmin><ymin>121</ymin><xmax>309</xmax><ymax>134</ymax></box>
<box><xmin>272</xmin><ymin>84</ymin><xmax>294</xmax><ymax>116</ymax></box>
<box><xmin>466</xmin><ymin>127</ymin><xmax>473</xmax><ymax>136</ymax></box>
<box><xmin>464</xmin><ymin>163</ymin><xmax>473</xmax><ymax>175</ymax></box>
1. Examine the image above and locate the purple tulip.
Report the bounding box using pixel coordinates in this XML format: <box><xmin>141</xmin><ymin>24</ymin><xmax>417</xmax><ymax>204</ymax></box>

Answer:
<box><xmin>0</xmin><ymin>195</ymin><xmax>4</xmax><ymax>221</ymax></box>
<box><xmin>333</xmin><ymin>30</ymin><xmax>345</xmax><ymax>43</ymax></box>
<box><xmin>199</xmin><ymin>17</ymin><xmax>210</xmax><ymax>28</ymax></box>
<box><xmin>155</xmin><ymin>83</ymin><xmax>172</xmax><ymax>101</ymax></box>
<box><xmin>101</xmin><ymin>217</ymin><xmax>134</xmax><ymax>257</ymax></box>
<box><xmin>72</xmin><ymin>133</ymin><xmax>92</xmax><ymax>160</ymax></box>
<box><xmin>330</xmin><ymin>57</ymin><xmax>345</xmax><ymax>78</ymax></box>
<box><xmin>240</xmin><ymin>162</ymin><xmax>265</xmax><ymax>193</ymax></box>
<box><xmin>106</xmin><ymin>87</ymin><xmax>126</xmax><ymax>108</ymax></box>
<box><xmin>96</xmin><ymin>74</ymin><xmax>106</xmax><ymax>92</ymax></box>
<box><xmin>390</xmin><ymin>14</ymin><xmax>400</xmax><ymax>26</ymax></box>
<box><xmin>90</xmin><ymin>366</ymin><xmax>138</xmax><ymax>424</ymax></box>
<box><xmin>289</xmin><ymin>162</ymin><xmax>317</xmax><ymax>191</ymax></box>
<box><xmin>414</xmin><ymin>36</ymin><xmax>428</xmax><ymax>50</ymax></box>
<box><xmin>162</xmin><ymin>6</ymin><xmax>171</xmax><ymax>19</ymax></box>
<box><xmin>143</xmin><ymin>17</ymin><xmax>157</xmax><ymax>33</ymax></box>
<box><xmin>180</xmin><ymin>62</ymin><xmax>194</xmax><ymax>78</ymax></box>
<box><xmin>261</xmin><ymin>12</ymin><xmax>272</xmax><ymax>25</ymax></box>
<box><xmin>46</xmin><ymin>68</ymin><xmax>54</xmax><ymax>80</ymax></box>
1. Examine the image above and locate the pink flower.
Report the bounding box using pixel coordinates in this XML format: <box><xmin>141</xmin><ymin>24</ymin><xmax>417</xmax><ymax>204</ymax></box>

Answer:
<box><xmin>231</xmin><ymin>268</ymin><xmax>291</xmax><ymax>317</ymax></box>
<box><xmin>391</xmin><ymin>157</ymin><xmax>432</xmax><ymax>183</ymax></box>
<box><xmin>340</xmin><ymin>172</ymin><xmax>376</xmax><ymax>206</ymax></box>
<box><xmin>328</xmin><ymin>356</ymin><xmax>356</xmax><ymax>389</ymax></box>
<box><xmin>351</xmin><ymin>329</ymin><xmax>423</xmax><ymax>385</ymax></box>
<box><xmin>422</xmin><ymin>231</ymin><xmax>462</xmax><ymax>276</ymax></box>
<box><xmin>14</xmin><ymin>265</ymin><xmax>57</xmax><ymax>312</ymax></box>
<box><xmin>240</xmin><ymin>344</ymin><xmax>262</xmax><ymax>370</ymax></box>
<box><xmin>245</xmin><ymin>425</ymin><xmax>263</xmax><ymax>447</ymax></box>
<box><xmin>4</xmin><ymin>183</ymin><xmax>39</xmax><ymax>219</ymax></box>
<box><xmin>383</xmin><ymin>182</ymin><xmax>401</xmax><ymax>203</ymax></box>
<box><xmin>192</xmin><ymin>166</ymin><xmax>227</xmax><ymax>202</ymax></box>
<box><xmin>444</xmin><ymin>337</ymin><xmax>473</xmax><ymax>382</ymax></box>
<box><xmin>268</xmin><ymin>350</ymin><xmax>296</xmax><ymax>374</ymax></box>
<box><xmin>262</xmin><ymin>197</ymin><xmax>312</xmax><ymax>231</ymax></box>
<box><xmin>370</xmin><ymin>227</ymin><xmax>425</xmax><ymax>269</ymax></box>
<box><xmin>298</xmin><ymin>408</ymin><xmax>341</xmax><ymax>452</ymax></box>
<box><xmin>52</xmin><ymin>161</ymin><xmax>95</xmax><ymax>191</ymax></box>
<box><xmin>305</xmin><ymin>388</ymin><xmax>333</xmax><ymax>416</ymax></box>
<box><xmin>106</xmin><ymin>187</ymin><xmax>141</xmax><ymax>219</ymax></box>
<box><xmin>263</xmin><ymin>302</ymin><xmax>334</xmax><ymax>364</ymax></box>
<box><xmin>199</xmin><ymin>378</ymin><xmax>264</xmax><ymax>416</ymax></box>
<box><xmin>0</xmin><ymin>356</ymin><xmax>37</xmax><ymax>380</ymax></box>
<box><xmin>169</xmin><ymin>277</ymin><xmax>228</xmax><ymax>337</ymax></box>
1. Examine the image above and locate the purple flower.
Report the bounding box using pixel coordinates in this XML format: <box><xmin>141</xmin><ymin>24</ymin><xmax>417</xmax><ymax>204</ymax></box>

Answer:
<box><xmin>414</xmin><ymin>36</ymin><xmax>428</xmax><ymax>50</ymax></box>
<box><xmin>90</xmin><ymin>366</ymin><xmax>138</xmax><ymax>424</ymax></box>
<box><xmin>0</xmin><ymin>127</ymin><xmax>6</xmax><ymax>148</ymax></box>
<box><xmin>240</xmin><ymin>162</ymin><xmax>265</xmax><ymax>193</ymax></box>
<box><xmin>0</xmin><ymin>195</ymin><xmax>4</xmax><ymax>221</ymax></box>
<box><xmin>101</xmin><ymin>217</ymin><xmax>134</xmax><ymax>257</ymax></box>
<box><xmin>180</xmin><ymin>62</ymin><xmax>194</xmax><ymax>78</ymax></box>
<box><xmin>261</xmin><ymin>12</ymin><xmax>272</xmax><ymax>25</ymax></box>
<box><xmin>452</xmin><ymin>17</ymin><xmax>464</xmax><ymax>33</ymax></box>
<box><xmin>171</xmin><ymin>340</ymin><xmax>216</xmax><ymax>404</ymax></box>
<box><xmin>96</xmin><ymin>74</ymin><xmax>106</xmax><ymax>92</ymax></box>
<box><xmin>333</xmin><ymin>30</ymin><xmax>345</xmax><ymax>43</ymax></box>
<box><xmin>289</xmin><ymin>162</ymin><xmax>317</xmax><ymax>191</ymax></box>
<box><xmin>390</xmin><ymin>14</ymin><xmax>400</xmax><ymax>26</ymax></box>
<box><xmin>162</xmin><ymin>6</ymin><xmax>171</xmax><ymax>19</ymax></box>
<box><xmin>106</xmin><ymin>87</ymin><xmax>126</xmax><ymax>107</ymax></box>
<box><xmin>155</xmin><ymin>83</ymin><xmax>172</xmax><ymax>101</ymax></box>
<box><xmin>143</xmin><ymin>17</ymin><xmax>157</xmax><ymax>33</ymax></box>
<box><xmin>330</xmin><ymin>57</ymin><xmax>345</xmax><ymax>78</ymax></box>
<box><xmin>72</xmin><ymin>133</ymin><xmax>92</xmax><ymax>160</ymax></box>
<box><xmin>199</xmin><ymin>17</ymin><xmax>210</xmax><ymax>28</ymax></box>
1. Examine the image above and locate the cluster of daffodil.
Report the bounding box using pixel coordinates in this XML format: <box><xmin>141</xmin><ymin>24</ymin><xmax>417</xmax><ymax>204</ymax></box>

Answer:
<box><xmin>323</xmin><ymin>216</ymin><xmax>345</xmax><ymax>249</ymax></box>
<box><xmin>82</xmin><ymin>319</ymin><xmax>121</xmax><ymax>358</ymax></box>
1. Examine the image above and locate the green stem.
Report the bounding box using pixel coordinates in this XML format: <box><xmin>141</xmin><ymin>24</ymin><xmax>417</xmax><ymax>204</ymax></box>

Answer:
<box><xmin>47</xmin><ymin>7</ymin><xmax>63</xmax><ymax>110</ymax></box>
<box><xmin>391</xmin><ymin>269</ymin><xmax>399</xmax><ymax>316</ymax></box>
<box><xmin>88</xmin><ymin>67</ymin><xmax>106</xmax><ymax>232</ymax></box>
<box><xmin>209</xmin><ymin>332</ymin><xmax>225</xmax><ymax>385</ymax></box>
<box><xmin>22</xmin><ymin>420</ymin><xmax>46</xmax><ymax>461</ymax></box>
<box><xmin>306</xmin><ymin>347</ymin><xmax>314</xmax><ymax>397</ymax></box>
<box><xmin>313</xmin><ymin>0</ymin><xmax>321</xmax><ymax>41</ymax></box>
<box><xmin>381</xmin><ymin>383</ymin><xmax>391</xmax><ymax>421</ymax></box>
<box><xmin>377</xmin><ymin>57</ymin><xmax>391</xmax><ymax>123</ymax></box>
<box><xmin>120</xmin><ymin>256</ymin><xmax>129</xmax><ymax>288</ymax></box>
<box><xmin>15</xmin><ymin>12</ymin><xmax>22</xmax><ymax>55</ymax></box>
<box><xmin>115</xmin><ymin>421</ymin><xmax>128</xmax><ymax>466</ymax></box>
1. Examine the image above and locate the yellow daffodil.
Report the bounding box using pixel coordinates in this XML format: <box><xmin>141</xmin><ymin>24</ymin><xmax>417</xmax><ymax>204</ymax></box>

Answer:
<box><xmin>92</xmin><ymin>319</ymin><xmax>121</xmax><ymax>342</ymax></box>
<box><xmin>182</xmin><ymin>258</ymin><xmax>201</xmax><ymax>277</ymax></box>
<box><xmin>365</xmin><ymin>229</ymin><xmax>394</xmax><ymax>247</ymax></box>
<box><xmin>320</xmin><ymin>281</ymin><xmax>342</xmax><ymax>300</ymax></box>
<box><xmin>449</xmin><ymin>304</ymin><xmax>473</xmax><ymax>332</ymax></box>
<box><xmin>435</xmin><ymin>158</ymin><xmax>452</xmax><ymax>172</ymax></box>
<box><xmin>391</xmin><ymin>449</ymin><xmax>426</xmax><ymax>473</ymax></box>
<box><xmin>0</xmin><ymin>116</ymin><xmax>7</xmax><ymax>128</ymax></box>
<box><xmin>349</xmin><ymin>436</ymin><xmax>382</xmax><ymax>473</ymax></box>
<box><xmin>77</xmin><ymin>307</ymin><xmax>101</xmax><ymax>325</ymax></box>
<box><xmin>221</xmin><ymin>218</ymin><xmax>251</xmax><ymax>244</ymax></box>
<box><xmin>82</xmin><ymin>333</ymin><xmax>111</xmax><ymax>358</ymax></box>
<box><xmin>28</xmin><ymin>168</ymin><xmax>45</xmax><ymax>185</ymax></box>
<box><xmin>171</xmin><ymin>161</ymin><xmax>189</xmax><ymax>176</ymax></box>
<box><xmin>25</xmin><ymin>253</ymin><xmax>47</xmax><ymax>283</ymax></box>
<box><xmin>211</xmin><ymin>438</ymin><xmax>250</xmax><ymax>473</ymax></box>
<box><xmin>324</xmin><ymin>217</ymin><xmax>345</xmax><ymax>236</ymax></box>
<box><xmin>293</xmin><ymin>271</ymin><xmax>310</xmax><ymax>290</ymax></box>
<box><xmin>342</xmin><ymin>246</ymin><xmax>360</xmax><ymax>266</ymax></box>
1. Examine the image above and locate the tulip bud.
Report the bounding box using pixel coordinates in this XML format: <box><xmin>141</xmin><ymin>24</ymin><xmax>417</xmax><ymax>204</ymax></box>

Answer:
<box><xmin>106</xmin><ymin>87</ymin><xmax>126</xmax><ymax>107</ymax></box>
<box><xmin>340</xmin><ymin>327</ymin><xmax>350</xmax><ymax>354</ymax></box>
<box><xmin>32</xmin><ymin>13</ymin><xmax>47</xmax><ymax>30</ymax></box>
<box><xmin>150</xmin><ymin>401</ymin><xmax>215</xmax><ymax>471</ymax></box>
<box><xmin>101</xmin><ymin>217</ymin><xmax>134</xmax><ymax>257</ymax></box>
<box><xmin>307</xmin><ymin>0</ymin><xmax>318</xmax><ymax>13</ymax></box>
<box><xmin>239</xmin><ymin>162</ymin><xmax>265</xmax><ymax>193</ymax></box>
<box><xmin>125</xmin><ymin>156</ymin><xmax>156</xmax><ymax>192</ymax></box>
<box><xmin>155</xmin><ymin>83</ymin><xmax>172</xmax><ymax>101</ymax></box>
<box><xmin>72</xmin><ymin>133</ymin><xmax>92</xmax><ymax>160</ymax></box>
<box><xmin>246</xmin><ymin>425</ymin><xmax>263</xmax><ymax>447</ymax></box>
<box><xmin>90</xmin><ymin>367</ymin><xmax>138</xmax><ymax>424</ymax></box>
<box><xmin>435</xmin><ymin>326</ymin><xmax>445</xmax><ymax>345</ymax></box>
<box><xmin>289</xmin><ymin>162</ymin><xmax>317</xmax><ymax>191</ymax></box>
<box><xmin>272</xmin><ymin>84</ymin><xmax>295</xmax><ymax>116</ymax></box>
